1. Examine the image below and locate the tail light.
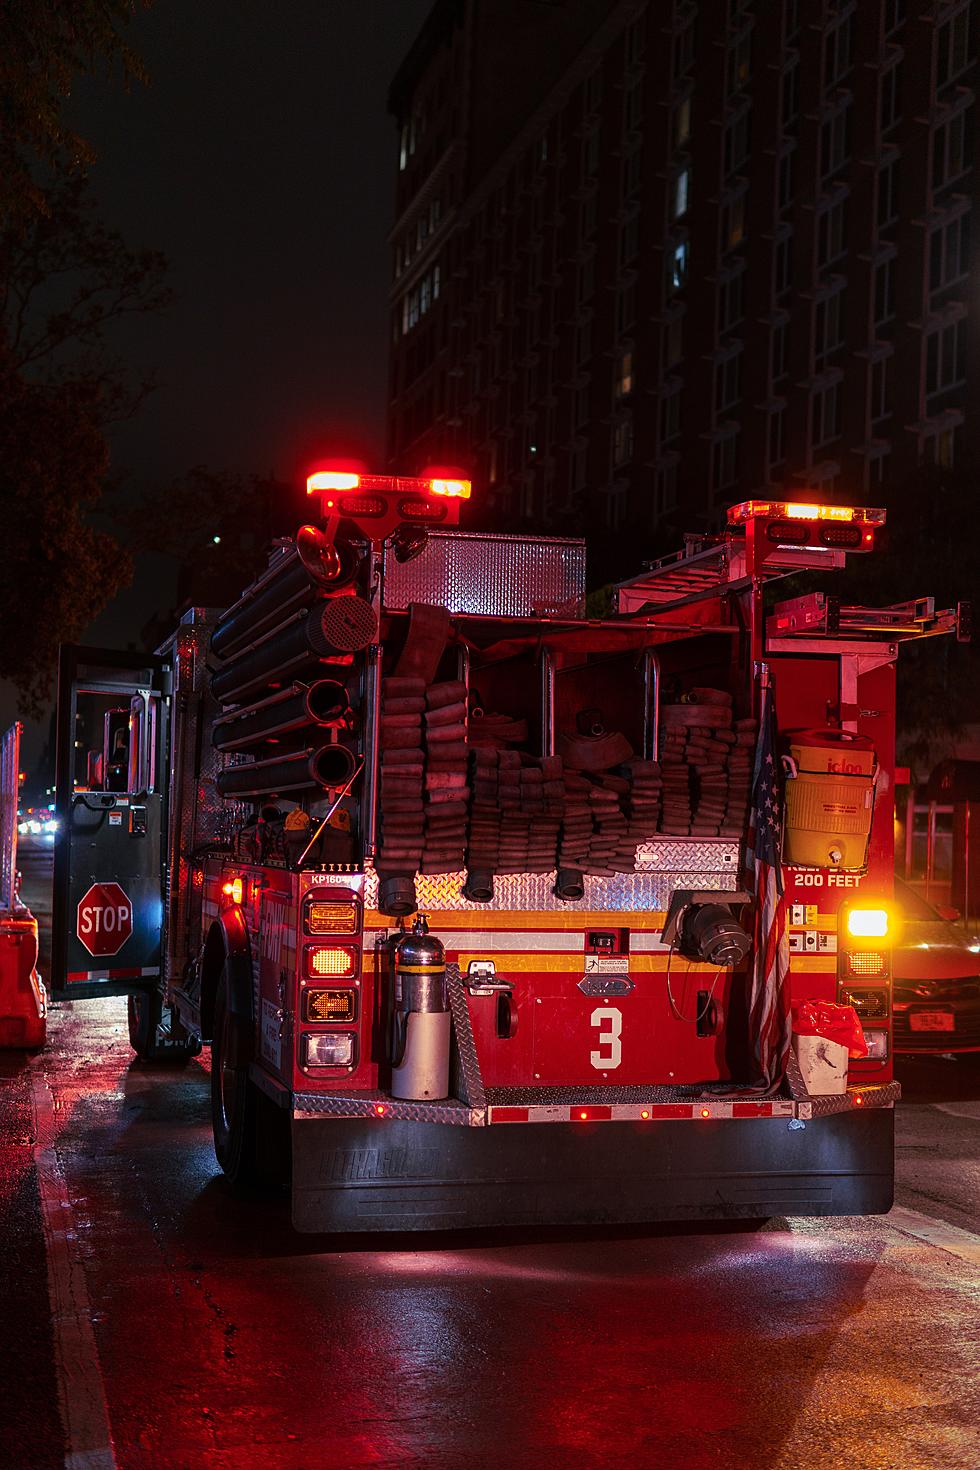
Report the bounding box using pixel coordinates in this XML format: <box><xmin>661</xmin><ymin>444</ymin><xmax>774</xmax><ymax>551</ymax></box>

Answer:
<box><xmin>301</xmin><ymin>1033</ymin><xmax>357</xmax><ymax>1068</ymax></box>
<box><xmin>304</xmin><ymin>988</ymin><xmax>358</xmax><ymax>1023</ymax></box>
<box><xmin>304</xmin><ymin>896</ymin><xmax>360</xmax><ymax>935</ymax></box>
<box><xmin>839</xmin><ymin>902</ymin><xmax>893</xmax><ymax>1064</ymax></box>
<box><xmin>842</xmin><ymin>950</ymin><xmax>887</xmax><ymax>978</ymax></box>
<box><xmin>306</xmin><ymin>944</ymin><xmax>358</xmax><ymax>979</ymax></box>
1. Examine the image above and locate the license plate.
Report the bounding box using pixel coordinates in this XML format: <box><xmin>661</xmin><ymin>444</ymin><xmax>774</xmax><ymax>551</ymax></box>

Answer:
<box><xmin>909</xmin><ymin>1010</ymin><xmax>955</xmax><ymax>1032</ymax></box>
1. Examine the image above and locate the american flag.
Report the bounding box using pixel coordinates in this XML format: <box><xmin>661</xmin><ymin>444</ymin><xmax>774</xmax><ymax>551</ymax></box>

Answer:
<box><xmin>746</xmin><ymin>676</ymin><xmax>792</xmax><ymax>1093</ymax></box>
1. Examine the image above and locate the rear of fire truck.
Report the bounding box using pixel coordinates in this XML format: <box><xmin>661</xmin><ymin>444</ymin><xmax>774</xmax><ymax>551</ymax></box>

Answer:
<box><xmin>51</xmin><ymin>477</ymin><xmax>966</xmax><ymax>1232</ymax></box>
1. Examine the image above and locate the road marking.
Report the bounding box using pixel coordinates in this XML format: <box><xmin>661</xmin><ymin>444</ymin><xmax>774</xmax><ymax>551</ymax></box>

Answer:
<box><xmin>886</xmin><ymin>1204</ymin><xmax>980</xmax><ymax>1268</ymax></box>
<box><xmin>30</xmin><ymin>1071</ymin><xmax>118</xmax><ymax>1470</ymax></box>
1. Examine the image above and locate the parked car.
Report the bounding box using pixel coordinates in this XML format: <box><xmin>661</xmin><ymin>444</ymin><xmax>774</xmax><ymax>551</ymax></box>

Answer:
<box><xmin>892</xmin><ymin>877</ymin><xmax>980</xmax><ymax>1055</ymax></box>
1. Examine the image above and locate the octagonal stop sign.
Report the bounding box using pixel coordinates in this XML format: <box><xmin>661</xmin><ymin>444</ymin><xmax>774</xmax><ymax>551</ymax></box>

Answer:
<box><xmin>76</xmin><ymin>882</ymin><xmax>133</xmax><ymax>958</ymax></box>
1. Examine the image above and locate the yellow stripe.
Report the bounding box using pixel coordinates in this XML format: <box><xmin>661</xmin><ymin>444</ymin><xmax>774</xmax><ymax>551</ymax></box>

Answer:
<box><xmin>789</xmin><ymin>957</ymin><xmax>838</xmax><ymax>973</ymax></box>
<box><xmin>396</xmin><ymin>963</ymin><xmax>444</xmax><ymax>973</ymax></box>
<box><xmin>454</xmin><ymin>952</ymin><xmax>734</xmax><ymax>975</ymax></box>
<box><xmin>365</xmin><ymin>908</ymin><xmax>668</xmax><ymax>932</ymax></box>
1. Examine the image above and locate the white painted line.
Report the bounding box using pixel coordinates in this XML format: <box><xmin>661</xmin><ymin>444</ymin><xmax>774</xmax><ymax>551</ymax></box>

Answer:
<box><xmin>886</xmin><ymin>1204</ymin><xmax>980</xmax><ymax>1268</ymax></box>
<box><xmin>933</xmin><ymin>1101</ymin><xmax>980</xmax><ymax>1123</ymax></box>
<box><xmin>30</xmin><ymin>1072</ymin><xmax>118</xmax><ymax>1470</ymax></box>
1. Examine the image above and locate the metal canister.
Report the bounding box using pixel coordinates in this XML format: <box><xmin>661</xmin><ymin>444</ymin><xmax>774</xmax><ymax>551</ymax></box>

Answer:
<box><xmin>391</xmin><ymin>916</ymin><xmax>451</xmax><ymax>1101</ymax></box>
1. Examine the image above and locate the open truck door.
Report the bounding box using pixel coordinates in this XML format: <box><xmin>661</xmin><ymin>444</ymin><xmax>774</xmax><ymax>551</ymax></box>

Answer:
<box><xmin>51</xmin><ymin>647</ymin><xmax>167</xmax><ymax>1000</ymax></box>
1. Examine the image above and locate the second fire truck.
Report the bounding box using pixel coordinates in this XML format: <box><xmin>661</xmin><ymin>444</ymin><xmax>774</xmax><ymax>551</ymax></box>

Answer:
<box><xmin>51</xmin><ymin>473</ymin><xmax>965</xmax><ymax>1231</ymax></box>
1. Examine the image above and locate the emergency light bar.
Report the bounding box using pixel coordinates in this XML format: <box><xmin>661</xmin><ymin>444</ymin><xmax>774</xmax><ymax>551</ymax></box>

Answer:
<box><xmin>306</xmin><ymin>470</ymin><xmax>471</xmax><ymax>500</ymax></box>
<box><xmin>728</xmin><ymin>500</ymin><xmax>886</xmax><ymax>526</ymax></box>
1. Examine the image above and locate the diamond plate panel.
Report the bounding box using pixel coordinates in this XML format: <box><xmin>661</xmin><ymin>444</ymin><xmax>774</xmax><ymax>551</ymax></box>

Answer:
<box><xmin>364</xmin><ymin>855</ymin><xmax>738</xmax><ymax>914</ymax></box>
<box><xmin>382</xmin><ymin>531</ymin><xmax>586</xmax><ymax>616</ymax></box>
<box><xmin>805</xmin><ymin>1080</ymin><xmax>900</xmax><ymax>1117</ymax></box>
<box><xmin>635</xmin><ymin>840</ymin><xmax>740</xmax><ymax>874</ymax></box>
<box><xmin>292</xmin><ymin>1092</ymin><xmax>483</xmax><ymax>1126</ymax></box>
<box><xmin>487</xmin><ymin>1081</ymin><xmax>752</xmax><ymax>1106</ymax></box>
<box><xmin>446</xmin><ymin>962</ymin><xmax>486</xmax><ymax>1109</ymax></box>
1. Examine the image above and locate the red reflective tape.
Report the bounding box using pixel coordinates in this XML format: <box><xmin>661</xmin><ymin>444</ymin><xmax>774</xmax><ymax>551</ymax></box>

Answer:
<box><xmin>569</xmin><ymin>1106</ymin><xmax>612</xmax><ymax>1122</ymax></box>
<box><xmin>491</xmin><ymin>1107</ymin><xmax>529</xmax><ymax>1123</ymax></box>
<box><xmin>654</xmin><ymin>1104</ymin><xmax>696</xmax><ymax>1119</ymax></box>
<box><xmin>732</xmin><ymin>1102</ymin><xmax>774</xmax><ymax>1118</ymax></box>
<box><xmin>66</xmin><ymin>972</ymin><xmax>92</xmax><ymax>982</ymax></box>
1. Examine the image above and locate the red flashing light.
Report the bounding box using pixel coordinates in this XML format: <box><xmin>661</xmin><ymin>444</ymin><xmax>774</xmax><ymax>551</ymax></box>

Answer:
<box><xmin>700</xmin><ymin>1107</ymin><xmax>711</xmax><ymax>1119</ymax></box>
<box><xmin>854</xmin><ymin>1093</ymin><xmax>865</xmax><ymax>1106</ymax></box>
<box><xmin>308</xmin><ymin>470</ymin><xmax>360</xmax><ymax>494</ymax></box>
<box><xmin>578</xmin><ymin>1111</ymin><xmax>588</xmax><ymax>1121</ymax></box>
<box><xmin>374</xmin><ymin>1104</ymin><xmax>387</xmax><ymax>1117</ymax></box>
<box><xmin>221</xmin><ymin>877</ymin><xmax>243</xmax><ymax>904</ymax></box>
<box><xmin>728</xmin><ymin>499</ymin><xmax>886</xmax><ymax>527</ymax></box>
<box><xmin>640</xmin><ymin>1109</ymin><xmax>651</xmax><ymax>1120</ymax></box>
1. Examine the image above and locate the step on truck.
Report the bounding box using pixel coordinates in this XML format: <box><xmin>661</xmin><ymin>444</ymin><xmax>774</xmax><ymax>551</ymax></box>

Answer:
<box><xmin>51</xmin><ymin>473</ymin><xmax>967</xmax><ymax>1231</ymax></box>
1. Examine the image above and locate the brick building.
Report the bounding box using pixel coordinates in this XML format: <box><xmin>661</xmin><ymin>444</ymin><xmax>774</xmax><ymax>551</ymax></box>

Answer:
<box><xmin>386</xmin><ymin>0</ymin><xmax>978</xmax><ymax>563</ymax></box>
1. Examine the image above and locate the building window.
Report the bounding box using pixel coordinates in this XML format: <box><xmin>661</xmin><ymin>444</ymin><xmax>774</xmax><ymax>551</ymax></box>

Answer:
<box><xmin>932</xmin><ymin>426</ymin><xmax>957</xmax><ymax>468</ymax></box>
<box><xmin>673</xmin><ymin>95</ymin><xmax>692</xmax><ymax>150</ymax></box>
<box><xmin>768</xmin><ymin>407</ymin><xmax>785</xmax><ymax>471</ymax></box>
<box><xmin>612</xmin><ymin>414</ymin><xmax>634</xmax><ymax>467</ymax></box>
<box><xmin>715</xmin><ymin>350</ymin><xmax>742</xmax><ymax>414</ymax></box>
<box><xmin>617</xmin><ymin>278</ymin><xmax>637</xmax><ymax>333</ymax></box>
<box><xmin>871</xmin><ymin>356</ymin><xmax>890</xmax><ymax>421</ymax></box>
<box><xmin>719</xmin><ymin>267</ymin><xmax>745</xmax><ymax>332</ymax></box>
<box><xmin>823</xmin><ymin>11</ymin><xmax>854</xmax><ymax>89</ymax></box>
<box><xmin>585</xmin><ymin>65</ymin><xmax>603</xmax><ymax>117</ymax></box>
<box><xmin>625</xmin><ymin>14</ymin><xmax>645</xmax><ymax>67</ymax></box>
<box><xmin>925</xmin><ymin>319</ymin><xmax>967</xmax><ymax>396</ymax></box>
<box><xmin>604</xmin><ymin>484</ymin><xmax>628</xmax><ymax>531</ymax></box>
<box><xmin>936</xmin><ymin>5</ymin><xmax>972</xmax><ymax>90</ymax></box>
<box><xmin>576</xmin><ymin>318</ymin><xmax>593</xmax><ymax>366</ymax></box>
<box><xmin>660</xmin><ymin>382</ymin><xmax>681</xmax><ymax>443</ymax></box>
<box><xmin>488</xmin><ymin>441</ymin><xmax>499</xmax><ymax>485</ymax></box>
<box><xmin>880</xmin><ymin>63</ymin><xmax>902</xmax><ymax>135</ymax></box>
<box><xmin>721</xmin><ymin>190</ymin><xmax>747</xmax><ymax>250</ymax></box>
<box><xmin>577</xmin><ymin>254</ymin><xmax>595</xmax><ymax>304</ymax></box>
<box><xmin>877</xmin><ymin>156</ymin><xmax>899</xmax><ymax>229</ymax></box>
<box><xmin>929</xmin><ymin>211</ymin><xmax>971</xmax><ymax>293</ymax></box>
<box><xmin>712</xmin><ymin>430</ymin><xmax>740</xmax><ymax>493</ymax></box>
<box><xmin>580</xmin><ymin>192</ymin><xmax>598</xmax><ymax>240</ymax></box>
<box><xmin>623</xmin><ymin>76</ymin><xmax>644</xmax><ymax>133</ymax></box>
<box><xmin>815</xmin><ymin>289</ymin><xmax>845</xmax><ymax>365</ymax></box>
<box><xmin>623</xmin><ymin>145</ymin><xmax>643</xmax><ymax>199</ymax></box>
<box><xmin>399</xmin><ymin>124</ymin><xmax>409</xmax><ymax>171</ymax></box>
<box><xmin>933</xmin><ymin>107</ymin><xmax>974</xmax><ymax>191</ymax></box>
<box><xmin>820</xmin><ymin>103</ymin><xmax>851</xmax><ymax>181</ymax></box>
<box><xmin>671</xmin><ymin>166</ymin><xmax>691</xmax><ymax>220</ymax></box>
<box><xmin>778</xmin><ymin>146</ymin><xmax>796</xmax><ymax>211</ymax></box>
<box><xmin>668</xmin><ymin>239</ymin><xmax>689</xmax><ymax>294</ymax></box>
<box><xmin>817</xmin><ymin>196</ymin><xmax>848</xmax><ymax>268</ymax></box>
<box><xmin>663</xmin><ymin>312</ymin><xmax>684</xmax><ymax>370</ymax></box>
<box><xmin>727</xmin><ymin>27</ymin><xmax>752</xmax><ymax>93</ymax></box>
<box><xmin>781</xmin><ymin>57</ymin><xmax>800</xmax><ymax>130</ymax></box>
<box><xmin>771</xmin><ymin>319</ymin><xmax>788</xmax><ymax>380</ymax></box>
<box><xmin>615</xmin><ymin>346</ymin><xmax>634</xmax><ymax>400</ymax></box>
<box><xmin>775</xmin><ymin>230</ymin><xmax>793</xmax><ymax>294</ymax></box>
<box><xmin>620</xmin><ymin>212</ymin><xmax>640</xmax><ymax>266</ymax></box>
<box><xmin>672</xmin><ymin>18</ymin><xmax>696</xmax><ymax>80</ymax></box>
<box><xmin>575</xmin><ymin>378</ymin><xmax>592</xmax><ymax>426</ymax></box>
<box><xmin>583</xmin><ymin>128</ymin><xmax>600</xmax><ymax>179</ymax></box>
<box><xmin>812</xmin><ymin>380</ymin><xmax>842</xmax><ymax>447</ymax></box>
<box><xmin>724</xmin><ymin>107</ymin><xmax>751</xmax><ymax>176</ymax></box>
<box><xmin>656</xmin><ymin>463</ymin><xmax>678</xmax><ymax>514</ymax></box>
<box><xmin>885</xmin><ymin>0</ymin><xmax>906</xmax><ymax>35</ymax></box>
<box><xmin>874</xmin><ymin>256</ymin><xmax>896</xmax><ymax>325</ymax></box>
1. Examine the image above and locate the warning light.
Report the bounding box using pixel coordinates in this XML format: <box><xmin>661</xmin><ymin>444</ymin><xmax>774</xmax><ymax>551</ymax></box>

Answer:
<box><xmin>578</xmin><ymin>1111</ymin><xmax>589</xmax><ymax>1121</ymax></box>
<box><xmin>429</xmin><ymin>478</ymin><xmax>471</xmax><ymax>499</ymax></box>
<box><xmin>728</xmin><ymin>500</ymin><xmax>886</xmax><ymax>527</ymax></box>
<box><xmin>640</xmin><ymin>1109</ymin><xmax>651</xmax><ymax>1120</ymax></box>
<box><xmin>847</xmin><ymin>908</ymin><xmax>890</xmax><ymax>939</ymax></box>
<box><xmin>307</xmin><ymin>470</ymin><xmax>360</xmax><ymax>494</ymax></box>
<box><xmin>854</xmin><ymin>1093</ymin><xmax>865</xmax><ymax>1106</ymax></box>
<box><xmin>221</xmin><ymin>877</ymin><xmax>243</xmax><ymax>904</ymax></box>
<box><xmin>374</xmin><ymin>1104</ymin><xmax>387</xmax><ymax>1117</ymax></box>
<box><xmin>700</xmin><ymin>1107</ymin><xmax>711</xmax><ymax>1119</ymax></box>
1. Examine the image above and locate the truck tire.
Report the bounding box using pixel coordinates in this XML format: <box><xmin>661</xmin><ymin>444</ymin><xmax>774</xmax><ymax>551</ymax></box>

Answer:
<box><xmin>210</xmin><ymin>968</ymin><xmax>290</xmax><ymax>1191</ymax></box>
<box><xmin>128</xmin><ymin>989</ymin><xmax>201</xmax><ymax>1063</ymax></box>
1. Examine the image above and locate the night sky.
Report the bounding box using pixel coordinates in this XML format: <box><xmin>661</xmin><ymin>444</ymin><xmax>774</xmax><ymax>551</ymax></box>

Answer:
<box><xmin>5</xmin><ymin>0</ymin><xmax>433</xmax><ymax>774</ymax></box>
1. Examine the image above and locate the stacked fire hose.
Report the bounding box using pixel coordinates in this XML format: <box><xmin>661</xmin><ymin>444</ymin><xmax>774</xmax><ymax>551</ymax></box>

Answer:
<box><xmin>208</xmin><ymin>526</ymin><xmax>377</xmax><ymax>812</ymax></box>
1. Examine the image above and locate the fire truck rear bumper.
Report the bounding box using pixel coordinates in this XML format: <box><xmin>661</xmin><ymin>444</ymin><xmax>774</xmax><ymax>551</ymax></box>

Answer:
<box><xmin>289</xmin><ymin>1105</ymin><xmax>895</xmax><ymax>1233</ymax></box>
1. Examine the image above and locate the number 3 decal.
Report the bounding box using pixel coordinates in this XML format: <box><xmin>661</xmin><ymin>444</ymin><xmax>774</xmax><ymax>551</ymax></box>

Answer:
<box><xmin>590</xmin><ymin>1007</ymin><xmax>623</xmax><ymax>1070</ymax></box>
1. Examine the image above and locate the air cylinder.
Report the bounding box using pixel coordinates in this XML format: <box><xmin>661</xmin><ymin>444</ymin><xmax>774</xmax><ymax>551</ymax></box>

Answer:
<box><xmin>390</xmin><ymin>918</ymin><xmax>451</xmax><ymax>1102</ymax></box>
<box><xmin>215</xmin><ymin>742</ymin><xmax>356</xmax><ymax>798</ymax></box>
<box><xmin>210</xmin><ymin>596</ymin><xmax>378</xmax><ymax>705</ymax></box>
<box><xmin>211</xmin><ymin>679</ymin><xmax>350</xmax><ymax>752</ymax></box>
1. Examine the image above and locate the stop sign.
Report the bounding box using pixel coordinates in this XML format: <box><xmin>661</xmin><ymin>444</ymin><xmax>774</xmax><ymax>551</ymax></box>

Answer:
<box><xmin>77</xmin><ymin>882</ymin><xmax>133</xmax><ymax>957</ymax></box>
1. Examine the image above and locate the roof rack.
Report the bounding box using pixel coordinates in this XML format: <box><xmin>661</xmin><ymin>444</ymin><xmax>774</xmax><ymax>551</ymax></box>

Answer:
<box><xmin>615</xmin><ymin>532</ymin><xmax>848</xmax><ymax>615</ymax></box>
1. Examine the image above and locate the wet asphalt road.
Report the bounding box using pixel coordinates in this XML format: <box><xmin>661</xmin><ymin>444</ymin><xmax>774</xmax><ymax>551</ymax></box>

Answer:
<box><xmin>3</xmin><ymin>849</ymin><xmax>980</xmax><ymax>1470</ymax></box>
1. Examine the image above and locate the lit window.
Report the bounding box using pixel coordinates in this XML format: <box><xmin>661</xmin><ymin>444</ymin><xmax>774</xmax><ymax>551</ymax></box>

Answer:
<box><xmin>669</xmin><ymin>239</ymin><xmax>689</xmax><ymax>293</ymax></box>
<box><xmin>721</xmin><ymin>191</ymin><xmax>746</xmax><ymax>250</ymax></box>
<box><xmin>673</xmin><ymin>95</ymin><xmax>692</xmax><ymax>149</ymax></box>
<box><xmin>399</xmin><ymin>124</ymin><xmax>408</xmax><ymax>171</ymax></box>
<box><xmin>672</xmin><ymin>166</ymin><xmax>690</xmax><ymax>219</ymax></box>
<box><xmin>615</xmin><ymin>346</ymin><xmax>634</xmax><ymax>400</ymax></box>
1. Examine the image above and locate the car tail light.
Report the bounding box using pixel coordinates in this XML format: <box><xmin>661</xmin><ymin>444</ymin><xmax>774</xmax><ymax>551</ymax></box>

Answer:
<box><xmin>306</xmin><ymin>944</ymin><xmax>358</xmax><ymax>978</ymax></box>
<box><xmin>301</xmin><ymin>1032</ymin><xmax>356</xmax><ymax>1068</ymax></box>
<box><xmin>304</xmin><ymin>987</ymin><xmax>357</xmax><ymax>1023</ymax></box>
<box><xmin>305</xmin><ymin>897</ymin><xmax>359</xmax><ymax>934</ymax></box>
<box><xmin>843</xmin><ymin>950</ymin><xmax>887</xmax><ymax>978</ymax></box>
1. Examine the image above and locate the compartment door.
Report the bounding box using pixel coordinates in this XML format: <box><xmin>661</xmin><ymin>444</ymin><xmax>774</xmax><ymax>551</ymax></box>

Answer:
<box><xmin>51</xmin><ymin>646</ymin><xmax>168</xmax><ymax>1000</ymax></box>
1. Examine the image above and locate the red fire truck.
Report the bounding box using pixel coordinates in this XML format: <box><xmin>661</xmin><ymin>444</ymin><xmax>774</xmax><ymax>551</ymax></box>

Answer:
<box><xmin>51</xmin><ymin>475</ymin><xmax>965</xmax><ymax>1231</ymax></box>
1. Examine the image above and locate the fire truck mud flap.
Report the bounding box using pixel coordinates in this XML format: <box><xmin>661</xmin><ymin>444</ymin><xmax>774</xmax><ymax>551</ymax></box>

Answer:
<box><xmin>289</xmin><ymin>1107</ymin><xmax>894</xmax><ymax>1233</ymax></box>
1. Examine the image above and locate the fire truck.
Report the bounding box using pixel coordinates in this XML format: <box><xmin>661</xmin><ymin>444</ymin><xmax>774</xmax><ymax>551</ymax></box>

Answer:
<box><xmin>51</xmin><ymin>474</ymin><xmax>965</xmax><ymax>1232</ymax></box>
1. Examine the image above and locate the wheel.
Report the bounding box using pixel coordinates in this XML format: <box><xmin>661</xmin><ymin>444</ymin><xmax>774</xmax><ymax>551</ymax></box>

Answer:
<box><xmin>210</xmin><ymin>968</ymin><xmax>290</xmax><ymax>1191</ymax></box>
<box><xmin>128</xmin><ymin>989</ymin><xmax>201</xmax><ymax>1063</ymax></box>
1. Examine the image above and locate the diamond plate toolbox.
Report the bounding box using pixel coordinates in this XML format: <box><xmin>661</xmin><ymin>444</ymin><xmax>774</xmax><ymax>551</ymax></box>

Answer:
<box><xmin>382</xmin><ymin>531</ymin><xmax>587</xmax><ymax>616</ymax></box>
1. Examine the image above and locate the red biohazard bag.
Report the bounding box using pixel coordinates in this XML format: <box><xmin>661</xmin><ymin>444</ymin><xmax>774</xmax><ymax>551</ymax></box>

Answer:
<box><xmin>791</xmin><ymin>1000</ymin><xmax>868</xmax><ymax>1059</ymax></box>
